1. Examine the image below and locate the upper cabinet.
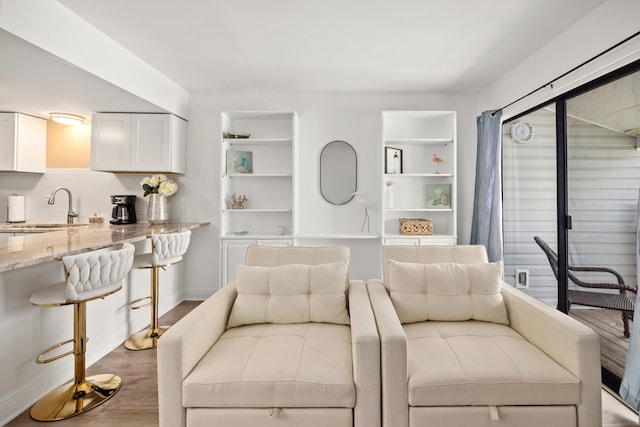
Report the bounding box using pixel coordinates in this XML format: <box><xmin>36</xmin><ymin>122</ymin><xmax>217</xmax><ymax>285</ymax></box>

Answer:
<box><xmin>219</xmin><ymin>111</ymin><xmax>298</xmax><ymax>239</ymax></box>
<box><xmin>381</xmin><ymin>111</ymin><xmax>457</xmax><ymax>245</ymax></box>
<box><xmin>90</xmin><ymin>113</ymin><xmax>186</xmax><ymax>173</ymax></box>
<box><xmin>0</xmin><ymin>113</ymin><xmax>46</xmax><ymax>173</ymax></box>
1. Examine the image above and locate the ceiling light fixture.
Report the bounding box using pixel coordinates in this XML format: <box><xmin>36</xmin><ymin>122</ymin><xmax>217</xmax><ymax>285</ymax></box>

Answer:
<box><xmin>50</xmin><ymin>112</ymin><xmax>86</xmax><ymax>126</ymax></box>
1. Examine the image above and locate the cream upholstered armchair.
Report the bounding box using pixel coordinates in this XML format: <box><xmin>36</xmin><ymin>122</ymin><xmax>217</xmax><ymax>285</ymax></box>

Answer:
<box><xmin>158</xmin><ymin>245</ymin><xmax>380</xmax><ymax>427</ymax></box>
<box><xmin>368</xmin><ymin>245</ymin><xmax>602</xmax><ymax>427</ymax></box>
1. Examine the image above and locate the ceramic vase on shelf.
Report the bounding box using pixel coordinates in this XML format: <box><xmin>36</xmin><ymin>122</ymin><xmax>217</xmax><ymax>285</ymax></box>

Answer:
<box><xmin>384</xmin><ymin>184</ymin><xmax>394</xmax><ymax>209</ymax></box>
<box><xmin>147</xmin><ymin>193</ymin><xmax>169</xmax><ymax>224</ymax></box>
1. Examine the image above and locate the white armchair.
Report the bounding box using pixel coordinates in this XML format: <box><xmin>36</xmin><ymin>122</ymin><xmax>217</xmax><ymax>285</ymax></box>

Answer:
<box><xmin>158</xmin><ymin>245</ymin><xmax>380</xmax><ymax>427</ymax></box>
<box><xmin>368</xmin><ymin>245</ymin><xmax>602</xmax><ymax>427</ymax></box>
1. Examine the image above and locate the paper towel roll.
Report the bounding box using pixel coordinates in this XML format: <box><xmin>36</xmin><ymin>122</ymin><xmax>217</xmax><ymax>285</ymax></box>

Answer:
<box><xmin>8</xmin><ymin>194</ymin><xmax>25</xmax><ymax>223</ymax></box>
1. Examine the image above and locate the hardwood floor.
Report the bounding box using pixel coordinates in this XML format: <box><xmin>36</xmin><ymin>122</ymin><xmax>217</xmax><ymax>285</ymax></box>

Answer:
<box><xmin>6</xmin><ymin>301</ymin><xmax>200</xmax><ymax>427</ymax></box>
<box><xmin>570</xmin><ymin>307</ymin><xmax>631</xmax><ymax>380</ymax></box>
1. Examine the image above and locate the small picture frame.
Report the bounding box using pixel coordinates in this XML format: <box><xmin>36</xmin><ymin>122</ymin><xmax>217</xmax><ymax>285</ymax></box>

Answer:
<box><xmin>426</xmin><ymin>184</ymin><xmax>451</xmax><ymax>208</ymax></box>
<box><xmin>226</xmin><ymin>150</ymin><xmax>253</xmax><ymax>174</ymax></box>
<box><xmin>385</xmin><ymin>147</ymin><xmax>403</xmax><ymax>174</ymax></box>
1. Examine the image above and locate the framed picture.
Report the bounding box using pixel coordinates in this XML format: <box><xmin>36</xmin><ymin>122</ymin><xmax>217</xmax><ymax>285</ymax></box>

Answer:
<box><xmin>226</xmin><ymin>150</ymin><xmax>253</xmax><ymax>173</ymax></box>
<box><xmin>385</xmin><ymin>147</ymin><xmax>403</xmax><ymax>174</ymax></box>
<box><xmin>426</xmin><ymin>184</ymin><xmax>451</xmax><ymax>208</ymax></box>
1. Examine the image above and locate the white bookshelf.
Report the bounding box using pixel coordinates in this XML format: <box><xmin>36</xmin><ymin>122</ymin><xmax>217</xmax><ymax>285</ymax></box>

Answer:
<box><xmin>381</xmin><ymin>111</ymin><xmax>457</xmax><ymax>245</ymax></box>
<box><xmin>219</xmin><ymin>111</ymin><xmax>298</xmax><ymax>284</ymax></box>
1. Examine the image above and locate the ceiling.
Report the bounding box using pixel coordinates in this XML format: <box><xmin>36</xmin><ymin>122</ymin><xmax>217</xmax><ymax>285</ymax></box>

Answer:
<box><xmin>0</xmin><ymin>0</ymin><xmax>611</xmax><ymax>120</ymax></box>
<box><xmin>56</xmin><ymin>0</ymin><xmax>605</xmax><ymax>93</ymax></box>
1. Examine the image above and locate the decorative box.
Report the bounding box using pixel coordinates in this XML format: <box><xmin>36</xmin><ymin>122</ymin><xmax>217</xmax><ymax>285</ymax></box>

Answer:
<box><xmin>399</xmin><ymin>218</ymin><xmax>433</xmax><ymax>235</ymax></box>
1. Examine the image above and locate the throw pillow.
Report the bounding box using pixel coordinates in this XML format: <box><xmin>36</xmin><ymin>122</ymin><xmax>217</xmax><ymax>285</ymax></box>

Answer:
<box><xmin>227</xmin><ymin>261</ymin><xmax>350</xmax><ymax>328</ymax></box>
<box><xmin>388</xmin><ymin>260</ymin><xmax>508</xmax><ymax>325</ymax></box>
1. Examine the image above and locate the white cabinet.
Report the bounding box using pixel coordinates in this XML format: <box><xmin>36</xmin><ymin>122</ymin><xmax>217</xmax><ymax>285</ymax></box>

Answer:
<box><xmin>0</xmin><ymin>113</ymin><xmax>46</xmax><ymax>173</ymax></box>
<box><xmin>90</xmin><ymin>113</ymin><xmax>186</xmax><ymax>173</ymax></box>
<box><xmin>381</xmin><ymin>111</ymin><xmax>457</xmax><ymax>245</ymax></box>
<box><xmin>219</xmin><ymin>111</ymin><xmax>298</xmax><ymax>286</ymax></box>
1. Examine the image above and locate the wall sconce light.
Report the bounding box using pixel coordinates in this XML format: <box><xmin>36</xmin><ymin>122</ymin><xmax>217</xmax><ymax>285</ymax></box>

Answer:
<box><xmin>50</xmin><ymin>112</ymin><xmax>86</xmax><ymax>126</ymax></box>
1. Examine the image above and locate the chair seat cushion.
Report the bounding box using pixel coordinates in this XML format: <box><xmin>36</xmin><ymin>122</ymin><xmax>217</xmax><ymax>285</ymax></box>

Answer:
<box><xmin>183</xmin><ymin>323</ymin><xmax>355</xmax><ymax>408</ymax></box>
<box><xmin>405</xmin><ymin>321</ymin><xmax>580</xmax><ymax>407</ymax></box>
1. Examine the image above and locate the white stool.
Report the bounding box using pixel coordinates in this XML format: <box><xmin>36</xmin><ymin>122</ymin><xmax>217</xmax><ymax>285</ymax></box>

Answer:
<box><xmin>125</xmin><ymin>229</ymin><xmax>191</xmax><ymax>351</ymax></box>
<box><xmin>29</xmin><ymin>243</ymin><xmax>135</xmax><ymax>421</ymax></box>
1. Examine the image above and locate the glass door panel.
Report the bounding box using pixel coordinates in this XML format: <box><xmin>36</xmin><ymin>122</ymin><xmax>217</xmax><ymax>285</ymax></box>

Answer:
<box><xmin>565</xmin><ymin>69</ymin><xmax>640</xmax><ymax>382</ymax></box>
<box><xmin>502</xmin><ymin>103</ymin><xmax>557</xmax><ymax>303</ymax></box>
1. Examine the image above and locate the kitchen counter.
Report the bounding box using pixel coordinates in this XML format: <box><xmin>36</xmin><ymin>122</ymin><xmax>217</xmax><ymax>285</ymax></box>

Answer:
<box><xmin>0</xmin><ymin>222</ymin><xmax>208</xmax><ymax>272</ymax></box>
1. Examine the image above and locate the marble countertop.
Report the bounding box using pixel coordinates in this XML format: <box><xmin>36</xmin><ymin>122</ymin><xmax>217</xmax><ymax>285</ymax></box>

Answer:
<box><xmin>0</xmin><ymin>222</ymin><xmax>208</xmax><ymax>272</ymax></box>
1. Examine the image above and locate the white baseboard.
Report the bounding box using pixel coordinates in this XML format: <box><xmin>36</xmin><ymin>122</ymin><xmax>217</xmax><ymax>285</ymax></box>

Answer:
<box><xmin>182</xmin><ymin>288</ymin><xmax>215</xmax><ymax>301</ymax></box>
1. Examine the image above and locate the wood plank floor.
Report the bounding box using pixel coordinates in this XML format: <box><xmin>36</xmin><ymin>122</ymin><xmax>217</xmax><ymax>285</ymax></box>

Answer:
<box><xmin>570</xmin><ymin>307</ymin><xmax>631</xmax><ymax>380</ymax></box>
<box><xmin>6</xmin><ymin>301</ymin><xmax>200</xmax><ymax>427</ymax></box>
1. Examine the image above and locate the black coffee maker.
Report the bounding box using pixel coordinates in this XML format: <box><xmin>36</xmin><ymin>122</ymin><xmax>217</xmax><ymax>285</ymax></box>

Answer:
<box><xmin>110</xmin><ymin>195</ymin><xmax>137</xmax><ymax>224</ymax></box>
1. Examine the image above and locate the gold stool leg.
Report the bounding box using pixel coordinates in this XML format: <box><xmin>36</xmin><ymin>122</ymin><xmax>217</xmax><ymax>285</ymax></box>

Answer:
<box><xmin>30</xmin><ymin>302</ymin><xmax>121</xmax><ymax>421</ymax></box>
<box><xmin>125</xmin><ymin>266</ymin><xmax>168</xmax><ymax>350</ymax></box>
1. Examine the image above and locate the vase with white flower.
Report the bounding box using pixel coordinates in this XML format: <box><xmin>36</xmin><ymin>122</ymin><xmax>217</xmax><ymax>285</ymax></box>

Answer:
<box><xmin>141</xmin><ymin>174</ymin><xmax>178</xmax><ymax>224</ymax></box>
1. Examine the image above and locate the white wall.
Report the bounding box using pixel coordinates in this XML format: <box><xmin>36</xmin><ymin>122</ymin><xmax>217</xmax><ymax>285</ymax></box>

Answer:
<box><xmin>477</xmin><ymin>0</ymin><xmax>640</xmax><ymax>117</ymax></box>
<box><xmin>183</xmin><ymin>92</ymin><xmax>477</xmax><ymax>295</ymax></box>
<box><xmin>186</xmin><ymin>93</ymin><xmax>476</xmax><ymax>298</ymax></box>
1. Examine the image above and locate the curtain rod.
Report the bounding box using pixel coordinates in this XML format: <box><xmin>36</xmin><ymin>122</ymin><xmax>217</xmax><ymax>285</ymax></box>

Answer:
<box><xmin>490</xmin><ymin>30</ymin><xmax>640</xmax><ymax>117</ymax></box>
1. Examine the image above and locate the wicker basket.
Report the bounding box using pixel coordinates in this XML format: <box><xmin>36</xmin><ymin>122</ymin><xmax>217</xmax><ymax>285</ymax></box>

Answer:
<box><xmin>399</xmin><ymin>218</ymin><xmax>433</xmax><ymax>235</ymax></box>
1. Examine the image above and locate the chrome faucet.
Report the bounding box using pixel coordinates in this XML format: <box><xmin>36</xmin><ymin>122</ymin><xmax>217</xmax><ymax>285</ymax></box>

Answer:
<box><xmin>48</xmin><ymin>187</ymin><xmax>78</xmax><ymax>224</ymax></box>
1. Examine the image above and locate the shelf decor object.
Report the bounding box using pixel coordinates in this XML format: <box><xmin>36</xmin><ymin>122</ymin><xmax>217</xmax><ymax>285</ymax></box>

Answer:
<box><xmin>385</xmin><ymin>147</ymin><xmax>403</xmax><ymax>174</ymax></box>
<box><xmin>399</xmin><ymin>218</ymin><xmax>433</xmax><ymax>235</ymax></box>
<box><xmin>226</xmin><ymin>150</ymin><xmax>253</xmax><ymax>173</ymax></box>
<box><xmin>384</xmin><ymin>181</ymin><xmax>394</xmax><ymax>208</ymax></box>
<box><xmin>227</xmin><ymin>193</ymin><xmax>248</xmax><ymax>209</ymax></box>
<box><xmin>426</xmin><ymin>184</ymin><xmax>451</xmax><ymax>208</ymax></box>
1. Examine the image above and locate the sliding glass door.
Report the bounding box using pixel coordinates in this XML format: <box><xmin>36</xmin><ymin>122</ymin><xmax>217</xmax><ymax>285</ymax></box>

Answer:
<box><xmin>503</xmin><ymin>62</ymin><xmax>640</xmax><ymax>388</ymax></box>
<box><xmin>565</xmin><ymin>69</ymin><xmax>640</xmax><ymax>380</ymax></box>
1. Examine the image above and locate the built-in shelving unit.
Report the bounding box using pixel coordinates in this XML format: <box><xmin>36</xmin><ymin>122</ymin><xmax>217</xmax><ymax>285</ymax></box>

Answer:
<box><xmin>219</xmin><ymin>111</ymin><xmax>298</xmax><ymax>284</ymax></box>
<box><xmin>219</xmin><ymin>111</ymin><xmax>298</xmax><ymax>239</ymax></box>
<box><xmin>381</xmin><ymin>111</ymin><xmax>457</xmax><ymax>245</ymax></box>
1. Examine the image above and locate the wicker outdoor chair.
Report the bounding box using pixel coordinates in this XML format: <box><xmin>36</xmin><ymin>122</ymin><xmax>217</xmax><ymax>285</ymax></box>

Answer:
<box><xmin>534</xmin><ymin>236</ymin><xmax>637</xmax><ymax>337</ymax></box>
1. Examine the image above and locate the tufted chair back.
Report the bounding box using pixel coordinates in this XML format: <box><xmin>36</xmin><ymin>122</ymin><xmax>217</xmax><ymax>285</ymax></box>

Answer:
<box><xmin>151</xmin><ymin>229</ymin><xmax>191</xmax><ymax>266</ymax></box>
<box><xmin>63</xmin><ymin>243</ymin><xmax>135</xmax><ymax>301</ymax></box>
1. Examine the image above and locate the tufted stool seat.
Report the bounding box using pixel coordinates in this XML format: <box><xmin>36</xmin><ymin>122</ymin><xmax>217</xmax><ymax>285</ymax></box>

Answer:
<box><xmin>29</xmin><ymin>243</ymin><xmax>135</xmax><ymax>421</ymax></box>
<box><xmin>125</xmin><ymin>228</ymin><xmax>191</xmax><ymax>351</ymax></box>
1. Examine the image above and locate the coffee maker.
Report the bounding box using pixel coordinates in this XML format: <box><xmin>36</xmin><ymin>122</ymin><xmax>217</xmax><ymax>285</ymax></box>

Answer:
<box><xmin>110</xmin><ymin>195</ymin><xmax>137</xmax><ymax>224</ymax></box>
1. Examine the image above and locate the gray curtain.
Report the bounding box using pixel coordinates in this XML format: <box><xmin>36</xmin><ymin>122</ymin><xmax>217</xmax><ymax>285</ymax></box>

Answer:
<box><xmin>620</xmin><ymin>188</ymin><xmax>640</xmax><ymax>412</ymax></box>
<box><xmin>470</xmin><ymin>110</ymin><xmax>503</xmax><ymax>262</ymax></box>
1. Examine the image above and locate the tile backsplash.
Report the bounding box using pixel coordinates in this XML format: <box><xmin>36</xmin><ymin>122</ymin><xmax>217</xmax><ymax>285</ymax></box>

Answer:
<box><xmin>0</xmin><ymin>169</ymin><xmax>186</xmax><ymax>223</ymax></box>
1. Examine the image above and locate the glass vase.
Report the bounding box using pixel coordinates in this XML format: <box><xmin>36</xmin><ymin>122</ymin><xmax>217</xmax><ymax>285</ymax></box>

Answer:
<box><xmin>147</xmin><ymin>193</ymin><xmax>169</xmax><ymax>224</ymax></box>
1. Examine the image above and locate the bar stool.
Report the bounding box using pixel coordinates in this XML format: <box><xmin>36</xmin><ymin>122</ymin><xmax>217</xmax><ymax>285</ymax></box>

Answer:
<box><xmin>29</xmin><ymin>243</ymin><xmax>135</xmax><ymax>421</ymax></box>
<box><xmin>125</xmin><ymin>228</ymin><xmax>191</xmax><ymax>351</ymax></box>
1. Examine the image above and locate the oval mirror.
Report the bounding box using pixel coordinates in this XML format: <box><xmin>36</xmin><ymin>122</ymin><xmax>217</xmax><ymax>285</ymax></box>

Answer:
<box><xmin>320</xmin><ymin>140</ymin><xmax>357</xmax><ymax>205</ymax></box>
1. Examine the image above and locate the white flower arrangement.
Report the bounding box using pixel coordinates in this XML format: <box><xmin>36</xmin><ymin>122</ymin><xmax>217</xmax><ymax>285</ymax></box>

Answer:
<box><xmin>141</xmin><ymin>174</ymin><xmax>178</xmax><ymax>197</ymax></box>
